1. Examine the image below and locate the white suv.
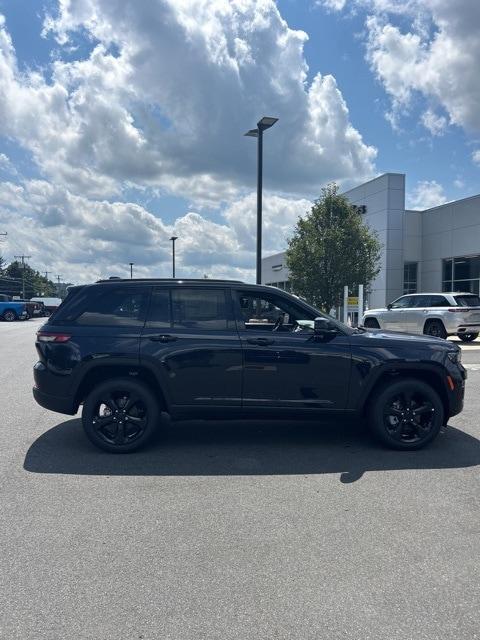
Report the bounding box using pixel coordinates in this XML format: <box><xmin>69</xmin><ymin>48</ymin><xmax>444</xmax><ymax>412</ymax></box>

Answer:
<box><xmin>362</xmin><ymin>292</ymin><xmax>480</xmax><ymax>342</ymax></box>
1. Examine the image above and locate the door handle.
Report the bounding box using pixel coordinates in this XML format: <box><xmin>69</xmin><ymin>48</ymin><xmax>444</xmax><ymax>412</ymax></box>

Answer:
<box><xmin>148</xmin><ymin>334</ymin><xmax>178</xmax><ymax>342</ymax></box>
<box><xmin>247</xmin><ymin>337</ymin><xmax>275</xmax><ymax>346</ymax></box>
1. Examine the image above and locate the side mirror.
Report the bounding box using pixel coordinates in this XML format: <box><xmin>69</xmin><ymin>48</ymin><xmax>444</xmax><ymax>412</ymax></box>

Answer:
<box><xmin>387</xmin><ymin>303</ymin><xmax>393</xmax><ymax>310</ymax></box>
<box><xmin>314</xmin><ymin>317</ymin><xmax>336</xmax><ymax>335</ymax></box>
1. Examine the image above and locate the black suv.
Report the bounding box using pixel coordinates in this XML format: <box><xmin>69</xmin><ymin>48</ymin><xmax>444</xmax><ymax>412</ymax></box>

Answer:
<box><xmin>33</xmin><ymin>279</ymin><xmax>466</xmax><ymax>453</ymax></box>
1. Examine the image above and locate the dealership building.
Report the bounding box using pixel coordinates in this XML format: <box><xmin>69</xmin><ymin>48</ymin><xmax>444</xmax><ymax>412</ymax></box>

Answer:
<box><xmin>262</xmin><ymin>172</ymin><xmax>480</xmax><ymax>309</ymax></box>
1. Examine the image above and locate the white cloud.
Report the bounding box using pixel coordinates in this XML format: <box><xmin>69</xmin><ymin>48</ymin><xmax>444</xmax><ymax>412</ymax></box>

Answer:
<box><xmin>0</xmin><ymin>177</ymin><xmax>310</xmax><ymax>283</ymax></box>
<box><xmin>0</xmin><ymin>152</ymin><xmax>16</xmax><ymax>175</ymax></box>
<box><xmin>472</xmin><ymin>150</ymin><xmax>480</xmax><ymax>167</ymax></box>
<box><xmin>0</xmin><ymin>1</ymin><xmax>376</xmax><ymax>204</ymax></box>
<box><xmin>407</xmin><ymin>180</ymin><xmax>446</xmax><ymax>210</ymax></box>
<box><xmin>317</xmin><ymin>0</ymin><xmax>347</xmax><ymax>11</ymax></box>
<box><xmin>454</xmin><ymin>178</ymin><xmax>465</xmax><ymax>189</ymax></box>
<box><xmin>364</xmin><ymin>1</ymin><xmax>480</xmax><ymax>134</ymax></box>
<box><xmin>420</xmin><ymin>109</ymin><xmax>447</xmax><ymax>136</ymax></box>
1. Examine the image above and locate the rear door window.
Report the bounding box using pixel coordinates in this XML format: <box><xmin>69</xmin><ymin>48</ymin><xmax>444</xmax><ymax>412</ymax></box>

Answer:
<box><xmin>171</xmin><ymin>288</ymin><xmax>230</xmax><ymax>330</ymax></box>
<box><xmin>427</xmin><ymin>295</ymin><xmax>449</xmax><ymax>307</ymax></box>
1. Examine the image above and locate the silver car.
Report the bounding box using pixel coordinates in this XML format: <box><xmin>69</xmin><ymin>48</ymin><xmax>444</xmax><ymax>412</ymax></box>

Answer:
<box><xmin>362</xmin><ymin>292</ymin><xmax>480</xmax><ymax>342</ymax></box>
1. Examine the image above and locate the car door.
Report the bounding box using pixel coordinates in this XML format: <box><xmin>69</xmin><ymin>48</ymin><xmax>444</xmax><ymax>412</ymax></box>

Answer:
<box><xmin>233</xmin><ymin>289</ymin><xmax>351</xmax><ymax>410</ymax></box>
<box><xmin>405</xmin><ymin>295</ymin><xmax>432</xmax><ymax>333</ymax></box>
<box><xmin>383</xmin><ymin>295</ymin><xmax>415</xmax><ymax>331</ymax></box>
<box><xmin>140</xmin><ymin>286</ymin><xmax>242</xmax><ymax>410</ymax></box>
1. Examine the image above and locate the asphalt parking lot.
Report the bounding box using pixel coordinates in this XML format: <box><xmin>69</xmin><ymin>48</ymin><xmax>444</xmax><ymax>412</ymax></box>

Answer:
<box><xmin>1</xmin><ymin>319</ymin><xmax>479</xmax><ymax>640</ymax></box>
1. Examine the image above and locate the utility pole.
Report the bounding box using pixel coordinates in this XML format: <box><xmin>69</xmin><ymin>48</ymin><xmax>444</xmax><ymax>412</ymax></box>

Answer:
<box><xmin>56</xmin><ymin>275</ymin><xmax>62</xmax><ymax>297</ymax></box>
<box><xmin>14</xmin><ymin>254</ymin><xmax>31</xmax><ymax>300</ymax></box>
<box><xmin>129</xmin><ymin>262</ymin><xmax>134</xmax><ymax>279</ymax></box>
<box><xmin>44</xmin><ymin>271</ymin><xmax>50</xmax><ymax>280</ymax></box>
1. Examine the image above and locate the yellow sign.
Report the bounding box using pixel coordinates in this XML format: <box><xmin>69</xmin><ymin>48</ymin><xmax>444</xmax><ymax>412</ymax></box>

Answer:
<box><xmin>347</xmin><ymin>296</ymin><xmax>359</xmax><ymax>305</ymax></box>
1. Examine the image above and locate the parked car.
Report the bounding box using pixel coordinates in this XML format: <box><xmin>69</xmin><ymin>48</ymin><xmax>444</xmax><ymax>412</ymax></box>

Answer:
<box><xmin>12</xmin><ymin>299</ymin><xmax>43</xmax><ymax>319</ymax></box>
<box><xmin>363</xmin><ymin>292</ymin><xmax>480</xmax><ymax>342</ymax></box>
<box><xmin>0</xmin><ymin>299</ymin><xmax>28</xmax><ymax>322</ymax></box>
<box><xmin>33</xmin><ymin>279</ymin><xmax>466</xmax><ymax>453</ymax></box>
<box><xmin>30</xmin><ymin>297</ymin><xmax>62</xmax><ymax>317</ymax></box>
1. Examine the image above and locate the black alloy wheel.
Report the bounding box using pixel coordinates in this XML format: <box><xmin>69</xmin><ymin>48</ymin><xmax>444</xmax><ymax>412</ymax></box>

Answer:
<box><xmin>458</xmin><ymin>332</ymin><xmax>478</xmax><ymax>343</ymax></box>
<box><xmin>368</xmin><ymin>378</ymin><xmax>444</xmax><ymax>450</ymax></box>
<box><xmin>424</xmin><ymin>320</ymin><xmax>447</xmax><ymax>339</ymax></box>
<box><xmin>82</xmin><ymin>378</ymin><xmax>160</xmax><ymax>453</ymax></box>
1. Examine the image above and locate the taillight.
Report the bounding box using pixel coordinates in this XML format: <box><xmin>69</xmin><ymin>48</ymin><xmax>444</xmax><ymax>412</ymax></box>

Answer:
<box><xmin>36</xmin><ymin>332</ymin><xmax>71</xmax><ymax>343</ymax></box>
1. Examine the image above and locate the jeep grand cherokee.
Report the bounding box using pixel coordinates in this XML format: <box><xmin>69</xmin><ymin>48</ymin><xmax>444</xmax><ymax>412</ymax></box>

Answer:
<box><xmin>33</xmin><ymin>279</ymin><xmax>466</xmax><ymax>453</ymax></box>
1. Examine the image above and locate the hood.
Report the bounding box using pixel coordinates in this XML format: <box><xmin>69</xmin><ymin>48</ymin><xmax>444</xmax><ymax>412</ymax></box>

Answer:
<box><xmin>352</xmin><ymin>328</ymin><xmax>459</xmax><ymax>351</ymax></box>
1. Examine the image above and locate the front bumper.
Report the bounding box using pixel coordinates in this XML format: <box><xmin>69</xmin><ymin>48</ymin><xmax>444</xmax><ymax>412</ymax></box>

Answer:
<box><xmin>446</xmin><ymin>364</ymin><xmax>466</xmax><ymax>418</ymax></box>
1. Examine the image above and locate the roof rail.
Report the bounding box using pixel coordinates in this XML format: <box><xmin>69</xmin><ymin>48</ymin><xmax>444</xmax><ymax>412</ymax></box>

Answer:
<box><xmin>95</xmin><ymin>278</ymin><xmax>245</xmax><ymax>284</ymax></box>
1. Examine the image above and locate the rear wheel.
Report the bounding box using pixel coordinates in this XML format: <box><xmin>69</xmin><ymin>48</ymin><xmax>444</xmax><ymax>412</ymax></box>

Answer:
<box><xmin>423</xmin><ymin>319</ymin><xmax>447</xmax><ymax>339</ymax></box>
<box><xmin>364</xmin><ymin>318</ymin><xmax>380</xmax><ymax>329</ymax></box>
<box><xmin>368</xmin><ymin>378</ymin><xmax>444</xmax><ymax>450</ymax></box>
<box><xmin>3</xmin><ymin>310</ymin><xmax>17</xmax><ymax>322</ymax></box>
<box><xmin>458</xmin><ymin>332</ymin><xmax>478</xmax><ymax>342</ymax></box>
<box><xmin>82</xmin><ymin>378</ymin><xmax>160</xmax><ymax>453</ymax></box>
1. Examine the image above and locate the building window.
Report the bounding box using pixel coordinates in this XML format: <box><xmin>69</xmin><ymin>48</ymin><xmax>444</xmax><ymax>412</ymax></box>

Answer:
<box><xmin>442</xmin><ymin>256</ymin><xmax>480</xmax><ymax>294</ymax></box>
<box><xmin>403</xmin><ymin>262</ymin><xmax>418</xmax><ymax>294</ymax></box>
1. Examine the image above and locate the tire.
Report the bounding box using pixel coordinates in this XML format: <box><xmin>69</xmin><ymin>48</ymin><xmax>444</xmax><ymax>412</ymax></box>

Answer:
<box><xmin>364</xmin><ymin>318</ymin><xmax>380</xmax><ymax>329</ymax></box>
<box><xmin>3</xmin><ymin>310</ymin><xmax>17</xmax><ymax>322</ymax></box>
<box><xmin>423</xmin><ymin>319</ymin><xmax>447</xmax><ymax>339</ymax></box>
<box><xmin>458</xmin><ymin>332</ymin><xmax>478</xmax><ymax>343</ymax></box>
<box><xmin>43</xmin><ymin>310</ymin><xmax>51</xmax><ymax>318</ymax></box>
<box><xmin>368</xmin><ymin>378</ymin><xmax>444</xmax><ymax>450</ymax></box>
<box><xmin>82</xmin><ymin>378</ymin><xmax>160</xmax><ymax>453</ymax></box>
<box><xmin>24</xmin><ymin>312</ymin><xmax>30</xmax><ymax>320</ymax></box>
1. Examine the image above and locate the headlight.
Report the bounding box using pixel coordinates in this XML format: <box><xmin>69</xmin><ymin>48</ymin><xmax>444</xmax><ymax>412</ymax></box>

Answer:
<box><xmin>447</xmin><ymin>350</ymin><xmax>462</xmax><ymax>364</ymax></box>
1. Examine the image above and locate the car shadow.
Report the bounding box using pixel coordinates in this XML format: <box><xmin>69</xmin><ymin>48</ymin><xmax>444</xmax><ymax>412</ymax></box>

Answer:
<box><xmin>23</xmin><ymin>417</ymin><xmax>480</xmax><ymax>483</ymax></box>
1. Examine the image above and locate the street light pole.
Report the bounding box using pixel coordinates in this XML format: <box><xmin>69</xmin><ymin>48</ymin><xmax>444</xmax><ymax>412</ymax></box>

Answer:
<box><xmin>170</xmin><ymin>236</ymin><xmax>178</xmax><ymax>279</ymax></box>
<box><xmin>244</xmin><ymin>116</ymin><xmax>278</xmax><ymax>285</ymax></box>
<box><xmin>129</xmin><ymin>262</ymin><xmax>134</xmax><ymax>279</ymax></box>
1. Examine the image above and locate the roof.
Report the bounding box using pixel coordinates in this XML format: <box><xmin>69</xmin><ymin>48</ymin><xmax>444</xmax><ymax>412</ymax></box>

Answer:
<box><xmin>95</xmin><ymin>278</ymin><xmax>244</xmax><ymax>284</ymax></box>
<box><xmin>403</xmin><ymin>292</ymin><xmax>478</xmax><ymax>296</ymax></box>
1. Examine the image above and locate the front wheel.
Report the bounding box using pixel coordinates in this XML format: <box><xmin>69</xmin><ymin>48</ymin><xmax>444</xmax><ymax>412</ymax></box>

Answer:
<box><xmin>368</xmin><ymin>378</ymin><xmax>444</xmax><ymax>450</ymax></box>
<box><xmin>458</xmin><ymin>332</ymin><xmax>478</xmax><ymax>343</ymax></box>
<box><xmin>82</xmin><ymin>378</ymin><xmax>160</xmax><ymax>453</ymax></box>
<box><xmin>364</xmin><ymin>318</ymin><xmax>380</xmax><ymax>329</ymax></box>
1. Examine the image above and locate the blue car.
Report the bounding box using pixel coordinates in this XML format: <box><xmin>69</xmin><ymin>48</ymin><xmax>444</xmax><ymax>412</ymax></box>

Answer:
<box><xmin>0</xmin><ymin>299</ymin><xmax>28</xmax><ymax>321</ymax></box>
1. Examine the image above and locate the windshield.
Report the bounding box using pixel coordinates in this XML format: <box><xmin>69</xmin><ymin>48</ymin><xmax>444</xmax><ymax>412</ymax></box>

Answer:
<box><xmin>454</xmin><ymin>294</ymin><xmax>480</xmax><ymax>307</ymax></box>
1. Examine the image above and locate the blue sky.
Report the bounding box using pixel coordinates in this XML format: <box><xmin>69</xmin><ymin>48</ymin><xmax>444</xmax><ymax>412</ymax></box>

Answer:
<box><xmin>0</xmin><ymin>0</ymin><xmax>479</xmax><ymax>283</ymax></box>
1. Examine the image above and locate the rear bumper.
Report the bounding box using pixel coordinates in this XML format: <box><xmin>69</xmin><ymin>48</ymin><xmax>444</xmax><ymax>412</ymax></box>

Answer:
<box><xmin>456</xmin><ymin>325</ymin><xmax>480</xmax><ymax>334</ymax></box>
<box><xmin>32</xmin><ymin>386</ymin><xmax>77</xmax><ymax>415</ymax></box>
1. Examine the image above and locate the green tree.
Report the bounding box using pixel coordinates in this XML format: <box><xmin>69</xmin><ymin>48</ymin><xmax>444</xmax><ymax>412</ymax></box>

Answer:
<box><xmin>4</xmin><ymin>261</ymin><xmax>57</xmax><ymax>299</ymax></box>
<box><xmin>286</xmin><ymin>183</ymin><xmax>382</xmax><ymax>312</ymax></box>
<box><xmin>0</xmin><ymin>254</ymin><xmax>6</xmax><ymax>274</ymax></box>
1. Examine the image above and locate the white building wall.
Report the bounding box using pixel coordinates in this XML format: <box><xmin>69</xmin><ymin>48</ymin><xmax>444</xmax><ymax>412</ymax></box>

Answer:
<box><xmin>343</xmin><ymin>173</ymin><xmax>405</xmax><ymax>308</ymax></box>
<box><xmin>421</xmin><ymin>194</ymin><xmax>480</xmax><ymax>291</ymax></box>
